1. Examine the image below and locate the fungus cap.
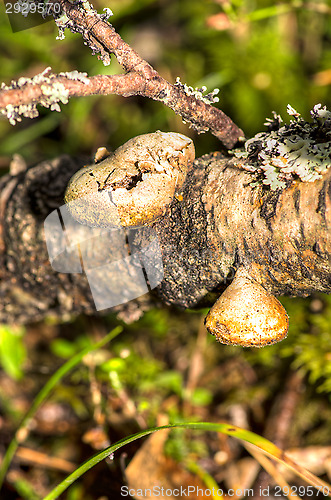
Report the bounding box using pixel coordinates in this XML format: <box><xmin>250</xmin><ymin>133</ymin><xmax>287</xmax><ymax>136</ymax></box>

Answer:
<box><xmin>205</xmin><ymin>270</ymin><xmax>289</xmax><ymax>347</ymax></box>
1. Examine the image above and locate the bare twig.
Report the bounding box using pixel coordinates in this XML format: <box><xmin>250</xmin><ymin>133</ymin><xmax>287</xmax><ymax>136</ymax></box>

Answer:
<box><xmin>252</xmin><ymin>371</ymin><xmax>304</xmax><ymax>494</ymax></box>
<box><xmin>247</xmin><ymin>445</ymin><xmax>300</xmax><ymax>500</ymax></box>
<box><xmin>263</xmin><ymin>371</ymin><xmax>304</xmax><ymax>450</ymax></box>
<box><xmin>183</xmin><ymin>317</ymin><xmax>208</xmax><ymax>416</ymax></box>
<box><xmin>0</xmin><ymin>73</ymin><xmax>147</xmax><ymax>106</ymax></box>
<box><xmin>15</xmin><ymin>446</ymin><xmax>76</xmax><ymax>473</ymax></box>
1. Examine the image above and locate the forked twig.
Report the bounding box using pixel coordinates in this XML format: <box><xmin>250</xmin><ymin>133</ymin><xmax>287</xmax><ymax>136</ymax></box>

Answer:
<box><xmin>0</xmin><ymin>0</ymin><xmax>245</xmax><ymax>148</ymax></box>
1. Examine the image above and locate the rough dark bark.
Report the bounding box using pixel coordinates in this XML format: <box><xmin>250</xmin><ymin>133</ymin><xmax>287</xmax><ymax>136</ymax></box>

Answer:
<box><xmin>156</xmin><ymin>153</ymin><xmax>331</xmax><ymax>306</ymax></box>
<box><xmin>0</xmin><ymin>151</ymin><xmax>330</xmax><ymax>325</ymax></box>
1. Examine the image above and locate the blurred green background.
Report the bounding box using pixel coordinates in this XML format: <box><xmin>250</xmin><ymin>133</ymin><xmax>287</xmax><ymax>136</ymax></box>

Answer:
<box><xmin>0</xmin><ymin>0</ymin><xmax>330</xmax><ymax>165</ymax></box>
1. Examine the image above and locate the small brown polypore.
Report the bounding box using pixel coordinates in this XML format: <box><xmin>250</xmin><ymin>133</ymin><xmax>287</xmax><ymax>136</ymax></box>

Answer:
<box><xmin>205</xmin><ymin>268</ymin><xmax>289</xmax><ymax>347</ymax></box>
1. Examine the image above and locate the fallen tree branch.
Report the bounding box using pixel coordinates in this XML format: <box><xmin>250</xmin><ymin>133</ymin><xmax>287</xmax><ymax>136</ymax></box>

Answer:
<box><xmin>0</xmin><ymin>150</ymin><xmax>330</xmax><ymax>326</ymax></box>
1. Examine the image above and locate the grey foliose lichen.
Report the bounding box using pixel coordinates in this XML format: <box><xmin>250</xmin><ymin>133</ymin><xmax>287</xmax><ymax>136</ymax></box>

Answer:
<box><xmin>54</xmin><ymin>2</ymin><xmax>113</xmax><ymax>65</ymax></box>
<box><xmin>59</xmin><ymin>70</ymin><xmax>90</xmax><ymax>85</ymax></box>
<box><xmin>173</xmin><ymin>77</ymin><xmax>220</xmax><ymax>132</ymax></box>
<box><xmin>174</xmin><ymin>77</ymin><xmax>220</xmax><ymax>105</ymax></box>
<box><xmin>1</xmin><ymin>67</ymin><xmax>90</xmax><ymax>125</ymax></box>
<box><xmin>236</xmin><ymin>104</ymin><xmax>331</xmax><ymax>190</ymax></box>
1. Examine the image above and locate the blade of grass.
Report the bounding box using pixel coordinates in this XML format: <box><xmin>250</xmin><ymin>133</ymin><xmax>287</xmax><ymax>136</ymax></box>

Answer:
<box><xmin>43</xmin><ymin>422</ymin><xmax>331</xmax><ymax>500</ymax></box>
<box><xmin>8</xmin><ymin>473</ymin><xmax>42</xmax><ymax>500</ymax></box>
<box><xmin>186</xmin><ymin>460</ymin><xmax>224</xmax><ymax>500</ymax></box>
<box><xmin>0</xmin><ymin>326</ymin><xmax>123</xmax><ymax>492</ymax></box>
<box><xmin>0</xmin><ymin>114</ymin><xmax>61</xmax><ymax>156</ymax></box>
<box><xmin>246</xmin><ymin>444</ymin><xmax>300</xmax><ymax>500</ymax></box>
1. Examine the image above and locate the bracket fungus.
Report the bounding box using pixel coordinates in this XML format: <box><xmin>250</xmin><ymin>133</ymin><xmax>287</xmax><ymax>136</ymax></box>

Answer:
<box><xmin>204</xmin><ymin>268</ymin><xmax>289</xmax><ymax>347</ymax></box>
<box><xmin>64</xmin><ymin>131</ymin><xmax>195</xmax><ymax>227</ymax></box>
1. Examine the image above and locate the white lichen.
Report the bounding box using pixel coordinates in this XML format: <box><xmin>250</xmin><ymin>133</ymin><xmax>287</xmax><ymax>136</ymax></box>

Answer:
<box><xmin>5</xmin><ymin>104</ymin><xmax>20</xmax><ymax>126</ymax></box>
<box><xmin>0</xmin><ymin>68</ymin><xmax>78</xmax><ymax>125</ymax></box>
<box><xmin>55</xmin><ymin>14</ymin><xmax>68</xmax><ymax>40</ymax></box>
<box><xmin>101</xmin><ymin>8</ymin><xmax>113</xmax><ymax>20</ymax></box>
<box><xmin>59</xmin><ymin>70</ymin><xmax>90</xmax><ymax>85</ymax></box>
<box><xmin>174</xmin><ymin>77</ymin><xmax>220</xmax><ymax>105</ymax></box>
<box><xmin>54</xmin><ymin>3</ymin><xmax>113</xmax><ymax>56</ymax></box>
<box><xmin>2</xmin><ymin>102</ymin><xmax>40</xmax><ymax>125</ymax></box>
<box><xmin>1</xmin><ymin>67</ymin><xmax>52</xmax><ymax>92</ymax></box>
<box><xmin>236</xmin><ymin>104</ymin><xmax>331</xmax><ymax>190</ymax></box>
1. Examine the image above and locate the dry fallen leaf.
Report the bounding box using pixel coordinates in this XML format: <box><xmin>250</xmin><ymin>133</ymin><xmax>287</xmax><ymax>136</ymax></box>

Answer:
<box><xmin>125</xmin><ymin>427</ymin><xmax>211</xmax><ymax>500</ymax></box>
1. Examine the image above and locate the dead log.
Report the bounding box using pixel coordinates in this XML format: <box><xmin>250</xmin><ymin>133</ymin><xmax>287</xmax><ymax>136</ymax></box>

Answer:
<box><xmin>0</xmin><ymin>148</ymin><xmax>330</xmax><ymax>336</ymax></box>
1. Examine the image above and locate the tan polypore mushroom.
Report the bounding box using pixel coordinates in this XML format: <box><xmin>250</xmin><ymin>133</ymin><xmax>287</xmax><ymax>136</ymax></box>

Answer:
<box><xmin>204</xmin><ymin>268</ymin><xmax>289</xmax><ymax>347</ymax></box>
<box><xmin>64</xmin><ymin>131</ymin><xmax>195</xmax><ymax>228</ymax></box>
